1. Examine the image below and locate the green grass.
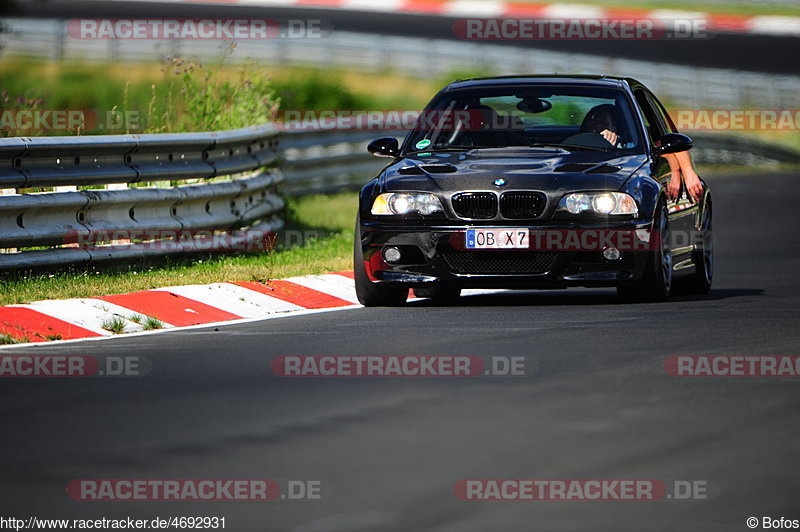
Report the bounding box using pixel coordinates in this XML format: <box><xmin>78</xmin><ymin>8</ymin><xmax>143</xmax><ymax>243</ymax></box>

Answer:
<box><xmin>101</xmin><ymin>316</ymin><xmax>127</xmax><ymax>334</ymax></box>
<box><xmin>0</xmin><ymin>56</ymin><xmax>280</xmax><ymax>135</ymax></box>
<box><xmin>142</xmin><ymin>316</ymin><xmax>165</xmax><ymax>330</ymax></box>
<box><xmin>0</xmin><ymin>192</ymin><xmax>358</xmax><ymax>306</ymax></box>
<box><xmin>1</xmin><ymin>334</ymin><xmax>23</xmax><ymax>345</ymax></box>
<box><xmin>0</xmin><ymin>59</ymin><xmax>438</xmax><ymax>136</ymax></box>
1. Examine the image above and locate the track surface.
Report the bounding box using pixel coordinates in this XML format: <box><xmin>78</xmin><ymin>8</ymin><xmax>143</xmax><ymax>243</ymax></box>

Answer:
<box><xmin>1</xmin><ymin>172</ymin><xmax>799</xmax><ymax>530</ymax></box>
<box><xmin>10</xmin><ymin>0</ymin><xmax>800</xmax><ymax>74</ymax></box>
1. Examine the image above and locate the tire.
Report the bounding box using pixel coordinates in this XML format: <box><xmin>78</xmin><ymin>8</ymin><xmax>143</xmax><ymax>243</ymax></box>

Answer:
<box><xmin>617</xmin><ymin>198</ymin><xmax>672</xmax><ymax>302</ymax></box>
<box><xmin>353</xmin><ymin>216</ymin><xmax>408</xmax><ymax>307</ymax></box>
<box><xmin>674</xmin><ymin>200</ymin><xmax>713</xmax><ymax>295</ymax></box>
<box><xmin>413</xmin><ymin>286</ymin><xmax>462</xmax><ymax>302</ymax></box>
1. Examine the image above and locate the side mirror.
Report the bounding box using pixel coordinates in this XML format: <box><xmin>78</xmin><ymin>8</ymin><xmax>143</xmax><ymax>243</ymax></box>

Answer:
<box><xmin>368</xmin><ymin>137</ymin><xmax>400</xmax><ymax>158</ymax></box>
<box><xmin>654</xmin><ymin>133</ymin><xmax>693</xmax><ymax>156</ymax></box>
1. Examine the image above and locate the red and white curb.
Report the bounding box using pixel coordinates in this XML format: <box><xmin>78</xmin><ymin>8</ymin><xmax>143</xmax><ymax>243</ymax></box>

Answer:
<box><xmin>0</xmin><ymin>271</ymin><xmax>363</xmax><ymax>346</ymax></box>
<box><xmin>114</xmin><ymin>0</ymin><xmax>800</xmax><ymax>37</ymax></box>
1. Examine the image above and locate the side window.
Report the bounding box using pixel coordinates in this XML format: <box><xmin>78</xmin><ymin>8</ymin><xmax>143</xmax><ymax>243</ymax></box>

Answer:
<box><xmin>633</xmin><ymin>90</ymin><xmax>666</xmax><ymax>143</ymax></box>
<box><xmin>646</xmin><ymin>92</ymin><xmax>678</xmax><ymax>135</ymax></box>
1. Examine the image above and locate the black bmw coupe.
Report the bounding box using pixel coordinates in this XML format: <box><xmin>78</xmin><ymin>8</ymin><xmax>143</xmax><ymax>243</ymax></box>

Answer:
<box><xmin>355</xmin><ymin>75</ymin><xmax>712</xmax><ymax>305</ymax></box>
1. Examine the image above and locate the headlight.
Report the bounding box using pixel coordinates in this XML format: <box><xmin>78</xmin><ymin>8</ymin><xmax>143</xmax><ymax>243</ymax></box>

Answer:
<box><xmin>558</xmin><ymin>192</ymin><xmax>638</xmax><ymax>215</ymax></box>
<box><xmin>371</xmin><ymin>192</ymin><xmax>444</xmax><ymax>215</ymax></box>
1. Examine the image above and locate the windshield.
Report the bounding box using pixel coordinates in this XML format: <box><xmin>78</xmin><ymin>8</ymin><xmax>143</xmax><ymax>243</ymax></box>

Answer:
<box><xmin>404</xmin><ymin>84</ymin><xmax>643</xmax><ymax>155</ymax></box>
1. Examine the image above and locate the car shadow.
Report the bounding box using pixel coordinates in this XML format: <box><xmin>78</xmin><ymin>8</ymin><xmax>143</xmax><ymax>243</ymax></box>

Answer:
<box><xmin>669</xmin><ymin>287</ymin><xmax>765</xmax><ymax>302</ymax></box>
<box><xmin>407</xmin><ymin>287</ymin><xmax>765</xmax><ymax>307</ymax></box>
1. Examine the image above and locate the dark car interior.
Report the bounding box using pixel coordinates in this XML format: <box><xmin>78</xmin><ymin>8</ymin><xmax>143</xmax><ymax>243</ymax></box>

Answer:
<box><xmin>413</xmin><ymin>87</ymin><xmax>641</xmax><ymax>153</ymax></box>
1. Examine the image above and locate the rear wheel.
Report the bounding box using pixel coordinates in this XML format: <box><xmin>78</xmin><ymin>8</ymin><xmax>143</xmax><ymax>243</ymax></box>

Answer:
<box><xmin>618</xmin><ymin>198</ymin><xmax>672</xmax><ymax>302</ymax></box>
<box><xmin>674</xmin><ymin>200</ymin><xmax>713</xmax><ymax>294</ymax></box>
<box><xmin>353</xmin><ymin>216</ymin><xmax>408</xmax><ymax>307</ymax></box>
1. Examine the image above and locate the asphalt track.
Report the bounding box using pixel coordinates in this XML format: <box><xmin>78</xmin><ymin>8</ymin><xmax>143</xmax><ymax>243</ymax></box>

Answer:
<box><xmin>0</xmin><ymin>171</ymin><xmax>799</xmax><ymax>530</ymax></box>
<box><xmin>9</xmin><ymin>0</ymin><xmax>800</xmax><ymax>74</ymax></box>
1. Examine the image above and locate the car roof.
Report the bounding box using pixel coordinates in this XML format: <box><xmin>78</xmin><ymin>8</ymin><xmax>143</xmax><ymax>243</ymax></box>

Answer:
<box><xmin>443</xmin><ymin>75</ymin><xmax>640</xmax><ymax>91</ymax></box>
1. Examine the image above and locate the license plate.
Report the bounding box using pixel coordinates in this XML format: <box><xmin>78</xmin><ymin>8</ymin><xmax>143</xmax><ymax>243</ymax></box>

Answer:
<box><xmin>465</xmin><ymin>228</ymin><xmax>529</xmax><ymax>249</ymax></box>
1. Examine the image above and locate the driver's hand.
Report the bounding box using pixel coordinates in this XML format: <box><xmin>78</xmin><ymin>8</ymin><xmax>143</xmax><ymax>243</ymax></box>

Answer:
<box><xmin>683</xmin><ymin>169</ymin><xmax>704</xmax><ymax>202</ymax></box>
<box><xmin>600</xmin><ymin>129</ymin><xmax>618</xmax><ymax>146</ymax></box>
<box><xmin>667</xmin><ymin>172</ymin><xmax>682</xmax><ymax>201</ymax></box>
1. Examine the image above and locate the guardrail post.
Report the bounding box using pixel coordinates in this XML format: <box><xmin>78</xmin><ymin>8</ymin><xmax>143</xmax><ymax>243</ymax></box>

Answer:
<box><xmin>54</xmin><ymin>19</ymin><xmax>66</xmax><ymax>61</ymax></box>
<box><xmin>0</xmin><ymin>188</ymin><xmax>16</xmax><ymax>254</ymax></box>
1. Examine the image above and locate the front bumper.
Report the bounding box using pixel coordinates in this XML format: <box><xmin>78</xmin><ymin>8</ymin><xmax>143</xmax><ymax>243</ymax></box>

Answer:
<box><xmin>359</xmin><ymin>220</ymin><xmax>654</xmax><ymax>289</ymax></box>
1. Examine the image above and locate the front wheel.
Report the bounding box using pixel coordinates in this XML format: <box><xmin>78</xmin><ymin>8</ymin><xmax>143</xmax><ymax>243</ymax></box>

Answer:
<box><xmin>618</xmin><ymin>198</ymin><xmax>672</xmax><ymax>302</ymax></box>
<box><xmin>354</xmin><ymin>216</ymin><xmax>408</xmax><ymax>307</ymax></box>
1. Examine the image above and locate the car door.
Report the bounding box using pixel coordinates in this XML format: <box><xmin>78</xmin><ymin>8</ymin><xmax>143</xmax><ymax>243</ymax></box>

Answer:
<box><xmin>645</xmin><ymin>89</ymin><xmax>700</xmax><ymax>264</ymax></box>
<box><xmin>633</xmin><ymin>88</ymin><xmax>695</xmax><ymax>265</ymax></box>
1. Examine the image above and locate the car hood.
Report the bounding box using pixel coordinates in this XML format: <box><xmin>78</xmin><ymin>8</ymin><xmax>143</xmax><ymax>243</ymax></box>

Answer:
<box><xmin>380</xmin><ymin>150</ymin><xmax>648</xmax><ymax>194</ymax></box>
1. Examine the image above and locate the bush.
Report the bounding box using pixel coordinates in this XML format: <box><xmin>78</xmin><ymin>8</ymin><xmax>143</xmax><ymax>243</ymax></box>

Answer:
<box><xmin>0</xmin><ymin>58</ymin><xmax>411</xmax><ymax>136</ymax></box>
<box><xmin>145</xmin><ymin>56</ymin><xmax>280</xmax><ymax>133</ymax></box>
<box><xmin>271</xmin><ymin>71</ymin><xmax>373</xmax><ymax>111</ymax></box>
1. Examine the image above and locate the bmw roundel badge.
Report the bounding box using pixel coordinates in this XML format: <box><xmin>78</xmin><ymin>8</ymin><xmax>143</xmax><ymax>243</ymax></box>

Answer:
<box><xmin>493</xmin><ymin>178</ymin><xmax>506</xmax><ymax>187</ymax></box>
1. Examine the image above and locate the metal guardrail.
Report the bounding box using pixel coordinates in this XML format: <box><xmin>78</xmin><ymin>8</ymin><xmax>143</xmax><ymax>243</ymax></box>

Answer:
<box><xmin>1</xmin><ymin>125</ymin><xmax>799</xmax><ymax>272</ymax></box>
<box><xmin>0</xmin><ymin>171</ymin><xmax>285</xmax><ymax>249</ymax></box>
<box><xmin>281</xmin><ymin>130</ymin><xmax>393</xmax><ymax>196</ymax></box>
<box><xmin>0</xmin><ymin>125</ymin><xmax>286</xmax><ymax>271</ymax></box>
<box><xmin>690</xmin><ymin>132</ymin><xmax>800</xmax><ymax>166</ymax></box>
<box><xmin>1</xmin><ymin>125</ymin><xmax>281</xmax><ymax>189</ymax></box>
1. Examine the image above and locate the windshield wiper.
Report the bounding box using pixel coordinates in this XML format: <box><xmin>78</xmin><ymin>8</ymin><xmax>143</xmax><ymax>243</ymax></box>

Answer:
<box><xmin>529</xmin><ymin>143</ymin><xmax>610</xmax><ymax>152</ymax></box>
<box><xmin>408</xmin><ymin>144</ymin><xmax>605</xmax><ymax>154</ymax></box>
<box><xmin>471</xmin><ymin>146</ymin><xmax>562</xmax><ymax>151</ymax></box>
<box><xmin>406</xmin><ymin>147</ymin><xmax>473</xmax><ymax>154</ymax></box>
<box><xmin>418</xmin><ymin>146</ymin><xmax>563</xmax><ymax>152</ymax></box>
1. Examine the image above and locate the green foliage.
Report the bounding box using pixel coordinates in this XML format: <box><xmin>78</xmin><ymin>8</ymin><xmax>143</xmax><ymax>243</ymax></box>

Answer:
<box><xmin>0</xmin><ymin>59</ymin><xmax>407</xmax><ymax>136</ymax></box>
<box><xmin>142</xmin><ymin>316</ymin><xmax>165</xmax><ymax>330</ymax></box>
<box><xmin>435</xmin><ymin>68</ymin><xmax>494</xmax><ymax>89</ymax></box>
<box><xmin>0</xmin><ymin>334</ymin><xmax>22</xmax><ymax>345</ymax></box>
<box><xmin>0</xmin><ymin>56</ymin><xmax>283</xmax><ymax>135</ymax></box>
<box><xmin>145</xmin><ymin>56</ymin><xmax>280</xmax><ymax>133</ymax></box>
<box><xmin>101</xmin><ymin>316</ymin><xmax>127</xmax><ymax>334</ymax></box>
<box><xmin>271</xmin><ymin>71</ymin><xmax>373</xmax><ymax>111</ymax></box>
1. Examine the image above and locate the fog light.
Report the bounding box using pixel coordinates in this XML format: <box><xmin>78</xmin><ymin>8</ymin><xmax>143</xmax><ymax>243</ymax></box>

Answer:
<box><xmin>603</xmin><ymin>247</ymin><xmax>621</xmax><ymax>261</ymax></box>
<box><xmin>383</xmin><ymin>246</ymin><xmax>402</xmax><ymax>263</ymax></box>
